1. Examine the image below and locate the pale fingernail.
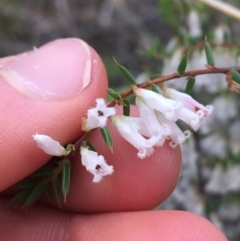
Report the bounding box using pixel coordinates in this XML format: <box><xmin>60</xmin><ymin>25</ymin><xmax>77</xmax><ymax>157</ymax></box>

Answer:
<box><xmin>0</xmin><ymin>38</ymin><xmax>92</xmax><ymax>100</ymax></box>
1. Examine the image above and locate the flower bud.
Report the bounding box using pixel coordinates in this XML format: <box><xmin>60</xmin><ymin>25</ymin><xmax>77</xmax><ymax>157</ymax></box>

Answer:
<box><xmin>33</xmin><ymin>134</ymin><xmax>66</xmax><ymax>156</ymax></box>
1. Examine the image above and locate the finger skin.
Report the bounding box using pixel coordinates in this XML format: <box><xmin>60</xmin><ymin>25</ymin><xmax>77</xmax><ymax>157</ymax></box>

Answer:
<box><xmin>57</xmin><ymin>134</ymin><xmax>182</xmax><ymax>213</ymax></box>
<box><xmin>0</xmin><ymin>39</ymin><xmax>228</xmax><ymax>241</ymax></box>
<box><xmin>0</xmin><ymin>39</ymin><xmax>108</xmax><ymax>191</ymax></box>
<box><xmin>0</xmin><ymin>37</ymin><xmax>182</xmax><ymax>212</ymax></box>
<box><xmin>31</xmin><ymin>105</ymin><xmax>181</xmax><ymax>213</ymax></box>
<box><xmin>0</xmin><ymin>199</ymin><xmax>227</xmax><ymax>241</ymax></box>
<box><xmin>2</xmin><ymin>106</ymin><xmax>182</xmax><ymax>213</ymax></box>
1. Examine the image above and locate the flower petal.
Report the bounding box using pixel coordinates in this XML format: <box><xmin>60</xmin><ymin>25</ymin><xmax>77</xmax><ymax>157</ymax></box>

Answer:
<box><xmin>136</xmin><ymin>97</ymin><xmax>171</xmax><ymax>146</ymax></box>
<box><xmin>80</xmin><ymin>147</ymin><xmax>113</xmax><ymax>183</ymax></box>
<box><xmin>155</xmin><ymin>112</ymin><xmax>192</xmax><ymax>147</ymax></box>
<box><xmin>177</xmin><ymin>107</ymin><xmax>203</xmax><ymax>131</ymax></box>
<box><xmin>133</xmin><ymin>86</ymin><xmax>181</xmax><ymax>121</ymax></box>
<box><xmin>82</xmin><ymin>98</ymin><xmax>116</xmax><ymax>131</ymax></box>
<box><xmin>111</xmin><ymin>115</ymin><xmax>154</xmax><ymax>159</ymax></box>
<box><xmin>163</xmin><ymin>86</ymin><xmax>213</xmax><ymax>116</ymax></box>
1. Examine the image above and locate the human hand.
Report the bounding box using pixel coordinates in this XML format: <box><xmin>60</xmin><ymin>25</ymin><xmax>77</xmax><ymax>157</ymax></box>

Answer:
<box><xmin>0</xmin><ymin>39</ymin><xmax>227</xmax><ymax>240</ymax></box>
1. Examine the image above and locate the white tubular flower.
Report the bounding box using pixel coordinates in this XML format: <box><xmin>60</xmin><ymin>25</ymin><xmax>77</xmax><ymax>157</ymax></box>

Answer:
<box><xmin>33</xmin><ymin>134</ymin><xmax>66</xmax><ymax>156</ymax></box>
<box><xmin>132</xmin><ymin>86</ymin><xmax>182</xmax><ymax>121</ymax></box>
<box><xmin>177</xmin><ymin>107</ymin><xmax>204</xmax><ymax>131</ymax></box>
<box><xmin>80</xmin><ymin>147</ymin><xmax>113</xmax><ymax>183</ymax></box>
<box><xmin>82</xmin><ymin>98</ymin><xmax>116</xmax><ymax>131</ymax></box>
<box><xmin>155</xmin><ymin>112</ymin><xmax>191</xmax><ymax>148</ymax></box>
<box><xmin>111</xmin><ymin>115</ymin><xmax>154</xmax><ymax>159</ymax></box>
<box><xmin>163</xmin><ymin>86</ymin><xmax>213</xmax><ymax>117</ymax></box>
<box><xmin>136</xmin><ymin>97</ymin><xmax>171</xmax><ymax>146</ymax></box>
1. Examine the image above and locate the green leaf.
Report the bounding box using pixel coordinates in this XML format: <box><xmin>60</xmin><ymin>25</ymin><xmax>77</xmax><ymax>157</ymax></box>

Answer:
<box><xmin>151</xmin><ymin>84</ymin><xmax>160</xmax><ymax>93</ymax></box>
<box><xmin>123</xmin><ymin>99</ymin><xmax>130</xmax><ymax>116</ymax></box>
<box><xmin>185</xmin><ymin>77</ymin><xmax>196</xmax><ymax>94</ymax></box>
<box><xmin>30</xmin><ymin>166</ymin><xmax>54</xmax><ymax>177</ymax></box>
<box><xmin>85</xmin><ymin>141</ymin><xmax>96</xmax><ymax>152</ymax></box>
<box><xmin>6</xmin><ymin>189</ymin><xmax>33</xmax><ymax>208</ymax></box>
<box><xmin>16</xmin><ymin>179</ymin><xmax>38</xmax><ymax>189</ymax></box>
<box><xmin>100</xmin><ymin>127</ymin><xmax>113</xmax><ymax>150</ymax></box>
<box><xmin>204</xmin><ymin>41</ymin><xmax>215</xmax><ymax>67</ymax></box>
<box><xmin>108</xmin><ymin>88</ymin><xmax>121</xmax><ymax>100</ymax></box>
<box><xmin>52</xmin><ymin>178</ymin><xmax>61</xmax><ymax>203</ymax></box>
<box><xmin>177</xmin><ymin>54</ymin><xmax>188</xmax><ymax>76</ymax></box>
<box><xmin>113</xmin><ymin>58</ymin><xmax>136</xmax><ymax>85</ymax></box>
<box><xmin>62</xmin><ymin>159</ymin><xmax>71</xmax><ymax>202</ymax></box>
<box><xmin>231</xmin><ymin>69</ymin><xmax>240</xmax><ymax>84</ymax></box>
<box><xmin>25</xmin><ymin>182</ymin><xmax>47</xmax><ymax>206</ymax></box>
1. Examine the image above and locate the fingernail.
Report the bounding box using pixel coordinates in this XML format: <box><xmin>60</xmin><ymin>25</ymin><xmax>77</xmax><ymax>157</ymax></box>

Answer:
<box><xmin>1</xmin><ymin>38</ymin><xmax>92</xmax><ymax>100</ymax></box>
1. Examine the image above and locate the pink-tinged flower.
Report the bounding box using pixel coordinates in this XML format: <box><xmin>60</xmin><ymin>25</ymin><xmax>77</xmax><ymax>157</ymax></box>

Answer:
<box><xmin>155</xmin><ymin>112</ymin><xmax>191</xmax><ymax>148</ymax></box>
<box><xmin>162</xmin><ymin>86</ymin><xmax>213</xmax><ymax>117</ymax></box>
<box><xmin>82</xmin><ymin>98</ymin><xmax>116</xmax><ymax>132</ymax></box>
<box><xmin>136</xmin><ymin>97</ymin><xmax>171</xmax><ymax>146</ymax></box>
<box><xmin>80</xmin><ymin>147</ymin><xmax>113</xmax><ymax>183</ymax></box>
<box><xmin>111</xmin><ymin>115</ymin><xmax>154</xmax><ymax>159</ymax></box>
<box><xmin>132</xmin><ymin>86</ymin><xmax>182</xmax><ymax>121</ymax></box>
<box><xmin>33</xmin><ymin>134</ymin><xmax>66</xmax><ymax>156</ymax></box>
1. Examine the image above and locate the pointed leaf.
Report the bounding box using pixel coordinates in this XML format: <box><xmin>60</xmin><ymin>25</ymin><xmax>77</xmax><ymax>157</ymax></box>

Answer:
<box><xmin>62</xmin><ymin>159</ymin><xmax>71</xmax><ymax>201</ymax></box>
<box><xmin>6</xmin><ymin>189</ymin><xmax>33</xmax><ymax>208</ymax></box>
<box><xmin>113</xmin><ymin>58</ymin><xmax>136</xmax><ymax>84</ymax></box>
<box><xmin>185</xmin><ymin>77</ymin><xmax>196</xmax><ymax>94</ymax></box>
<box><xmin>52</xmin><ymin>178</ymin><xmax>61</xmax><ymax>203</ymax></box>
<box><xmin>25</xmin><ymin>182</ymin><xmax>47</xmax><ymax>206</ymax></box>
<box><xmin>231</xmin><ymin>69</ymin><xmax>240</xmax><ymax>84</ymax></box>
<box><xmin>30</xmin><ymin>166</ymin><xmax>54</xmax><ymax>177</ymax></box>
<box><xmin>151</xmin><ymin>84</ymin><xmax>160</xmax><ymax>93</ymax></box>
<box><xmin>108</xmin><ymin>88</ymin><xmax>121</xmax><ymax>100</ymax></box>
<box><xmin>16</xmin><ymin>179</ymin><xmax>38</xmax><ymax>189</ymax></box>
<box><xmin>226</xmin><ymin>70</ymin><xmax>240</xmax><ymax>93</ymax></box>
<box><xmin>85</xmin><ymin>141</ymin><xmax>96</xmax><ymax>152</ymax></box>
<box><xmin>123</xmin><ymin>99</ymin><xmax>130</xmax><ymax>116</ymax></box>
<box><xmin>100</xmin><ymin>127</ymin><xmax>113</xmax><ymax>150</ymax></box>
<box><xmin>204</xmin><ymin>41</ymin><xmax>215</xmax><ymax>67</ymax></box>
<box><xmin>177</xmin><ymin>54</ymin><xmax>188</xmax><ymax>76</ymax></box>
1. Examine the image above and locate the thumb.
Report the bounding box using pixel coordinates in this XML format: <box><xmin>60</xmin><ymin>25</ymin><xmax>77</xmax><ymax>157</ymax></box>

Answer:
<box><xmin>0</xmin><ymin>38</ymin><xmax>107</xmax><ymax>191</ymax></box>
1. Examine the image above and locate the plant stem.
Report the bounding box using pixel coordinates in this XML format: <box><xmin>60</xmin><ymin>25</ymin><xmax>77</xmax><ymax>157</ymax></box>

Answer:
<box><xmin>108</xmin><ymin>66</ymin><xmax>240</xmax><ymax>107</ymax></box>
<box><xmin>71</xmin><ymin>65</ymin><xmax>240</xmax><ymax>153</ymax></box>
<box><xmin>198</xmin><ymin>0</ymin><xmax>240</xmax><ymax>21</ymax></box>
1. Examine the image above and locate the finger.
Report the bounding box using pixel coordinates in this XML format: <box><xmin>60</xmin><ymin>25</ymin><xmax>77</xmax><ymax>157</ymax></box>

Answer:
<box><xmin>0</xmin><ymin>38</ymin><xmax>181</xmax><ymax>213</ymax></box>
<box><xmin>40</xmin><ymin>106</ymin><xmax>182</xmax><ymax>213</ymax></box>
<box><xmin>0</xmin><ymin>38</ymin><xmax>108</xmax><ymax>191</ymax></box>
<box><xmin>0</xmin><ymin>198</ymin><xmax>227</xmax><ymax>241</ymax></box>
<box><xmin>3</xmin><ymin>105</ymin><xmax>182</xmax><ymax>213</ymax></box>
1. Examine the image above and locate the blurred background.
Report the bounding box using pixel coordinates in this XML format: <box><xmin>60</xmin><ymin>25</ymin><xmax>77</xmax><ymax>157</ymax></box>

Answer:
<box><xmin>1</xmin><ymin>0</ymin><xmax>240</xmax><ymax>240</ymax></box>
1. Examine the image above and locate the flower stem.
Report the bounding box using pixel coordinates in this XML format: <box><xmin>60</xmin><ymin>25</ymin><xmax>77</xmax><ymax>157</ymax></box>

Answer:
<box><xmin>108</xmin><ymin>66</ymin><xmax>240</xmax><ymax>107</ymax></box>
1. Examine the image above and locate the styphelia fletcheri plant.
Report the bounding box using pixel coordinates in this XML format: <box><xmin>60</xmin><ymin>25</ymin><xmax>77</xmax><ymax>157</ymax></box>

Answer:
<box><xmin>7</xmin><ymin>40</ymin><xmax>240</xmax><ymax>208</ymax></box>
